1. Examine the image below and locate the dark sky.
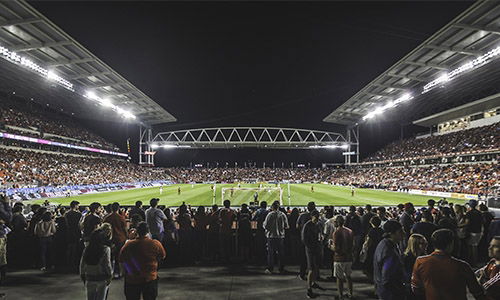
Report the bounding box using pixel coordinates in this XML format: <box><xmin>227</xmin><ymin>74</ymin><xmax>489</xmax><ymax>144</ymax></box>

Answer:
<box><xmin>29</xmin><ymin>1</ymin><xmax>473</xmax><ymax>167</ymax></box>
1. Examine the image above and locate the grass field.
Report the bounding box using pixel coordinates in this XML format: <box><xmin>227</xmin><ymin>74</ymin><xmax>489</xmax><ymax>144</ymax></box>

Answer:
<box><xmin>33</xmin><ymin>184</ymin><xmax>465</xmax><ymax>207</ymax></box>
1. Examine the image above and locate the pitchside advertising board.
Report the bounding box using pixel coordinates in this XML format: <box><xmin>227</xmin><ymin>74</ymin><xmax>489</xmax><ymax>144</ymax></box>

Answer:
<box><xmin>408</xmin><ymin>189</ymin><xmax>478</xmax><ymax>200</ymax></box>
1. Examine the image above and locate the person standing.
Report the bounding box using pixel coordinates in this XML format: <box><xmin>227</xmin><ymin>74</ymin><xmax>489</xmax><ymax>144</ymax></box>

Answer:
<box><xmin>119</xmin><ymin>222</ymin><xmax>166</xmax><ymax>300</ymax></box>
<box><xmin>400</xmin><ymin>203</ymin><xmax>415</xmax><ymax>242</ymax></box>
<box><xmin>145</xmin><ymin>198</ymin><xmax>167</xmax><ymax>242</ymax></box>
<box><xmin>0</xmin><ymin>194</ymin><xmax>11</xmax><ymax>282</ymax></box>
<box><xmin>35</xmin><ymin>211</ymin><xmax>57</xmax><ymax>272</ymax></box>
<box><xmin>345</xmin><ymin>206</ymin><xmax>362</xmax><ymax>266</ymax></box>
<box><xmin>361</xmin><ymin>216</ymin><xmax>384</xmax><ymax>283</ymax></box>
<box><xmin>297</xmin><ymin>202</ymin><xmax>316</xmax><ymax>280</ymax></box>
<box><xmin>403</xmin><ymin>234</ymin><xmax>428</xmax><ymax>299</ymax></box>
<box><xmin>103</xmin><ymin>202</ymin><xmax>128</xmax><ymax>279</ymax></box>
<box><xmin>332</xmin><ymin>215</ymin><xmax>354</xmax><ymax>299</ymax></box>
<box><xmin>237</xmin><ymin>204</ymin><xmax>252</xmax><ymax>262</ymax></box>
<box><xmin>411</xmin><ymin>210</ymin><xmax>437</xmax><ymax>253</ymax></box>
<box><xmin>411</xmin><ymin>229</ymin><xmax>485</xmax><ymax>300</ymax></box>
<box><xmin>263</xmin><ymin>201</ymin><xmax>288</xmax><ymax>274</ymax></box>
<box><xmin>66</xmin><ymin>200</ymin><xmax>82</xmax><ymax>272</ymax></box>
<box><xmin>80</xmin><ymin>229</ymin><xmax>112</xmax><ymax>300</ymax></box>
<box><xmin>218</xmin><ymin>200</ymin><xmax>236</xmax><ymax>263</ymax></box>
<box><xmin>465</xmin><ymin>200</ymin><xmax>484</xmax><ymax>266</ymax></box>
<box><xmin>253</xmin><ymin>201</ymin><xmax>269</xmax><ymax>263</ymax></box>
<box><xmin>82</xmin><ymin>203</ymin><xmax>103</xmax><ymax>246</ymax></box>
<box><xmin>373</xmin><ymin>220</ymin><xmax>406</xmax><ymax>300</ymax></box>
<box><xmin>128</xmin><ymin>201</ymin><xmax>145</xmax><ymax>222</ymax></box>
<box><xmin>476</xmin><ymin>236</ymin><xmax>500</xmax><ymax>300</ymax></box>
<box><xmin>302</xmin><ymin>210</ymin><xmax>324</xmax><ymax>298</ymax></box>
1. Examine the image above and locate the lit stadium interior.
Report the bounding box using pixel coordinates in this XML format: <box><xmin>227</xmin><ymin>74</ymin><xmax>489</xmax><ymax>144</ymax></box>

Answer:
<box><xmin>0</xmin><ymin>1</ymin><xmax>499</xmax><ymax>299</ymax></box>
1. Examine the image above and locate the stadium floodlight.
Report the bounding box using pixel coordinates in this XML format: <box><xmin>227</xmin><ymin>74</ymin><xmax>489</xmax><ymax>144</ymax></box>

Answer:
<box><xmin>85</xmin><ymin>90</ymin><xmax>136</xmax><ymax>119</ymax></box>
<box><xmin>0</xmin><ymin>43</ymin><xmax>140</xmax><ymax>121</ymax></box>
<box><xmin>0</xmin><ymin>44</ymin><xmax>74</xmax><ymax>91</ymax></box>
<box><xmin>363</xmin><ymin>93</ymin><xmax>413</xmax><ymax>121</ymax></box>
<box><xmin>423</xmin><ymin>45</ymin><xmax>500</xmax><ymax>94</ymax></box>
<box><xmin>308</xmin><ymin>145</ymin><xmax>346</xmax><ymax>149</ymax></box>
<box><xmin>100</xmin><ymin>98</ymin><xmax>113</xmax><ymax>108</ymax></box>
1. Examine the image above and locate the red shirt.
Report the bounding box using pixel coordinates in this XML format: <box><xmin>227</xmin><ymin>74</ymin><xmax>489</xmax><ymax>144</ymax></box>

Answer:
<box><xmin>411</xmin><ymin>251</ymin><xmax>484</xmax><ymax>300</ymax></box>
<box><xmin>104</xmin><ymin>212</ymin><xmax>127</xmax><ymax>244</ymax></box>
<box><xmin>332</xmin><ymin>226</ymin><xmax>353</xmax><ymax>262</ymax></box>
<box><xmin>119</xmin><ymin>237</ymin><xmax>166</xmax><ymax>284</ymax></box>
<box><xmin>219</xmin><ymin>208</ymin><xmax>235</xmax><ymax>234</ymax></box>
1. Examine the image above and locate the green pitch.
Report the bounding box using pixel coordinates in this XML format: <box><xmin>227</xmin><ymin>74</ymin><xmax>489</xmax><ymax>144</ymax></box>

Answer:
<box><xmin>33</xmin><ymin>184</ymin><xmax>465</xmax><ymax>207</ymax></box>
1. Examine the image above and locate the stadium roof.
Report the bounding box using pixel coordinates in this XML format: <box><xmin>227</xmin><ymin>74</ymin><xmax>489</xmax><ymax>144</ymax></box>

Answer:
<box><xmin>323</xmin><ymin>0</ymin><xmax>500</xmax><ymax>126</ymax></box>
<box><xmin>0</xmin><ymin>0</ymin><xmax>176</xmax><ymax>126</ymax></box>
<box><xmin>413</xmin><ymin>92</ymin><xmax>500</xmax><ymax>127</ymax></box>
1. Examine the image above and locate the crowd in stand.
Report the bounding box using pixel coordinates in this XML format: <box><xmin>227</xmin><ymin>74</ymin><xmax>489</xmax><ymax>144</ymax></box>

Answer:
<box><xmin>0</xmin><ymin>148</ymin><xmax>166</xmax><ymax>187</ymax></box>
<box><xmin>365</xmin><ymin>121</ymin><xmax>500</xmax><ymax>162</ymax></box>
<box><xmin>0</xmin><ymin>95</ymin><xmax>119</xmax><ymax>151</ymax></box>
<box><xmin>0</xmin><ymin>194</ymin><xmax>499</xmax><ymax>300</ymax></box>
<box><xmin>1</xmin><ymin>147</ymin><xmax>498</xmax><ymax>196</ymax></box>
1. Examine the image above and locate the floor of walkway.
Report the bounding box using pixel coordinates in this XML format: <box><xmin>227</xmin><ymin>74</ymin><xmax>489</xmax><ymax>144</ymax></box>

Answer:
<box><xmin>0</xmin><ymin>264</ymin><xmax>475</xmax><ymax>299</ymax></box>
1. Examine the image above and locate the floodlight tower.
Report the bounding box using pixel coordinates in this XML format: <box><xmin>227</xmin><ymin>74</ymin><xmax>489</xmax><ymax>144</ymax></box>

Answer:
<box><xmin>139</xmin><ymin>125</ymin><xmax>154</xmax><ymax>166</ymax></box>
<box><xmin>344</xmin><ymin>125</ymin><xmax>360</xmax><ymax>165</ymax></box>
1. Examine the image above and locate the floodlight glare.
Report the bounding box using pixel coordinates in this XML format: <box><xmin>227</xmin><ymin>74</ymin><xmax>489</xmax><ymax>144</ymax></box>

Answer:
<box><xmin>100</xmin><ymin>98</ymin><xmax>113</xmax><ymax>108</ymax></box>
<box><xmin>423</xmin><ymin>45</ymin><xmax>500</xmax><ymax>94</ymax></box>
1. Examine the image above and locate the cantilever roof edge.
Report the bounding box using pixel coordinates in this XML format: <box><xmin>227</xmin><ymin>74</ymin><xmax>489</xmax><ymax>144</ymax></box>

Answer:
<box><xmin>0</xmin><ymin>0</ymin><xmax>176</xmax><ymax>125</ymax></box>
<box><xmin>323</xmin><ymin>0</ymin><xmax>499</xmax><ymax>125</ymax></box>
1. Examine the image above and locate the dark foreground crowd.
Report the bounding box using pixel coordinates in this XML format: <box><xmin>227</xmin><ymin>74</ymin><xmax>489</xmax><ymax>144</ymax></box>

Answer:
<box><xmin>0</xmin><ymin>194</ymin><xmax>499</xmax><ymax>300</ymax></box>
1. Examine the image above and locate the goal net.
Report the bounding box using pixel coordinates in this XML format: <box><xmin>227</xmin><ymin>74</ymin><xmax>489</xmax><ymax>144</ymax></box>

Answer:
<box><xmin>221</xmin><ymin>187</ymin><xmax>283</xmax><ymax>206</ymax></box>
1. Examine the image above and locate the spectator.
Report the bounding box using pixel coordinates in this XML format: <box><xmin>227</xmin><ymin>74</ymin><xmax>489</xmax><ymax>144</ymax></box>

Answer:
<box><xmin>218</xmin><ymin>200</ymin><xmax>236</xmax><ymax>263</ymax></box>
<box><xmin>360</xmin><ymin>204</ymin><xmax>375</xmax><ymax>238</ymax></box>
<box><xmin>332</xmin><ymin>215</ymin><xmax>354</xmax><ymax>299</ymax></box>
<box><xmin>345</xmin><ymin>205</ymin><xmax>362</xmax><ymax>266</ymax></box>
<box><xmin>82</xmin><ymin>203</ymin><xmax>103</xmax><ymax>246</ymax></box>
<box><xmin>476</xmin><ymin>236</ymin><xmax>500</xmax><ymax>300</ymax></box>
<box><xmin>263</xmin><ymin>201</ymin><xmax>288</xmax><ymax>274</ymax></box>
<box><xmin>119</xmin><ymin>222</ymin><xmax>166</xmax><ymax>300</ymax></box>
<box><xmin>403</xmin><ymin>234</ymin><xmax>427</xmax><ymax>298</ymax></box>
<box><xmin>373</xmin><ymin>220</ymin><xmax>406</xmax><ymax>300</ymax></box>
<box><xmin>361</xmin><ymin>216</ymin><xmax>384</xmax><ymax>282</ymax></box>
<box><xmin>237</xmin><ymin>204</ymin><xmax>252</xmax><ymax>262</ymax></box>
<box><xmin>145</xmin><ymin>198</ymin><xmax>167</xmax><ymax>242</ymax></box>
<box><xmin>193</xmin><ymin>206</ymin><xmax>209</xmax><ymax>262</ymax></box>
<box><xmin>302</xmin><ymin>210</ymin><xmax>323</xmax><ymax>299</ymax></box>
<box><xmin>103</xmin><ymin>202</ymin><xmax>128</xmax><ymax>279</ymax></box>
<box><xmin>411</xmin><ymin>210</ymin><xmax>437</xmax><ymax>253</ymax></box>
<box><xmin>411</xmin><ymin>229</ymin><xmax>485</xmax><ymax>300</ymax></box>
<box><xmin>465</xmin><ymin>200</ymin><xmax>483</xmax><ymax>266</ymax></box>
<box><xmin>80</xmin><ymin>229</ymin><xmax>112</xmax><ymax>300</ymax></box>
<box><xmin>129</xmin><ymin>201</ymin><xmax>145</xmax><ymax>222</ymax></box>
<box><xmin>66</xmin><ymin>200</ymin><xmax>82</xmax><ymax>272</ymax></box>
<box><xmin>34</xmin><ymin>211</ymin><xmax>56</xmax><ymax>272</ymax></box>
<box><xmin>400</xmin><ymin>203</ymin><xmax>415</xmax><ymax>241</ymax></box>
<box><xmin>297</xmin><ymin>201</ymin><xmax>316</xmax><ymax>280</ymax></box>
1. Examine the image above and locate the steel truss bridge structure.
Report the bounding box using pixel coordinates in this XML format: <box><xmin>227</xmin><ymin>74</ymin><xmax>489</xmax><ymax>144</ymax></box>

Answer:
<box><xmin>139</xmin><ymin>127</ymin><xmax>360</xmax><ymax>166</ymax></box>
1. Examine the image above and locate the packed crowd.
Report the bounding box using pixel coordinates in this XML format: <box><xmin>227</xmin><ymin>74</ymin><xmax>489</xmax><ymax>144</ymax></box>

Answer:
<box><xmin>365</xmin><ymin>121</ymin><xmax>500</xmax><ymax>162</ymax></box>
<box><xmin>0</xmin><ymin>148</ymin><xmax>166</xmax><ymax>187</ymax></box>
<box><xmin>1</xmin><ymin>146</ymin><xmax>497</xmax><ymax>196</ymax></box>
<box><xmin>1</xmin><ymin>195</ymin><xmax>499</xmax><ymax>300</ymax></box>
<box><xmin>328</xmin><ymin>164</ymin><xmax>499</xmax><ymax>195</ymax></box>
<box><xmin>0</xmin><ymin>95</ymin><xmax>119</xmax><ymax>151</ymax></box>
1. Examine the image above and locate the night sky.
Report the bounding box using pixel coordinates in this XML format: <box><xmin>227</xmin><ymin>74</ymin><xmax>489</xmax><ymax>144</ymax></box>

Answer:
<box><xmin>29</xmin><ymin>1</ymin><xmax>473</xmax><ymax>167</ymax></box>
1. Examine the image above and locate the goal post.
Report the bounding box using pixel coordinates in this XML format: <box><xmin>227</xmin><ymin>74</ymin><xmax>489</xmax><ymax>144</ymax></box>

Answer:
<box><xmin>221</xmin><ymin>187</ymin><xmax>283</xmax><ymax>206</ymax></box>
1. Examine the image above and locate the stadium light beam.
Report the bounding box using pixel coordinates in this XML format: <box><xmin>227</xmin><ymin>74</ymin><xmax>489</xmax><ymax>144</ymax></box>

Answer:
<box><xmin>0</xmin><ymin>44</ymin><xmax>74</xmax><ymax>91</ymax></box>
<box><xmin>0</xmin><ymin>43</ymin><xmax>139</xmax><ymax>121</ymax></box>
<box><xmin>363</xmin><ymin>93</ymin><xmax>413</xmax><ymax>121</ymax></box>
<box><xmin>423</xmin><ymin>45</ymin><xmax>500</xmax><ymax>94</ymax></box>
